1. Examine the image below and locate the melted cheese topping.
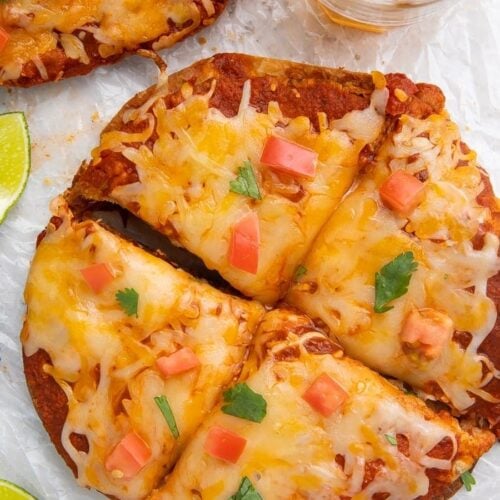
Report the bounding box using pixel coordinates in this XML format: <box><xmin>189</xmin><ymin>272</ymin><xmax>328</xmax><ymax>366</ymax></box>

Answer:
<box><xmin>0</xmin><ymin>0</ymin><xmax>208</xmax><ymax>82</ymax></box>
<box><xmin>22</xmin><ymin>198</ymin><xmax>263</xmax><ymax>499</ymax></box>
<box><xmin>287</xmin><ymin>112</ymin><xmax>499</xmax><ymax>413</ymax></box>
<box><xmin>94</xmin><ymin>81</ymin><xmax>387</xmax><ymax>303</ymax></box>
<box><xmin>386</xmin><ymin>114</ymin><xmax>489</xmax><ymax>242</ymax></box>
<box><xmin>152</xmin><ymin>309</ymin><xmax>473</xmax><ymax>500</ymax></box>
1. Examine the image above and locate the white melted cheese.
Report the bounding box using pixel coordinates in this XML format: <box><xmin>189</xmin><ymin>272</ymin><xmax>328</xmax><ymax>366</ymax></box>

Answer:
<box><xmin>0</xmin><ymin>0</ymin><xmax>204</xmax><ymax>82</ymax></box>
<box><xmin>23</xmin><ymin>198</ymin><xmax>264</xmax><ymax>499</ymax></box>
<box><xmin>386</xmin><ymin>114</ymin><xmax>489</xmax><ymax>243</ymax></box>
<box><xmin>98</xmin><ymin>81</ymin><xmax>386</xmax><ymax>304</ymax></box>
<box><xmin>152</xmin><ymin>310</ymin><xmax>475</xmax><ymax>500</ymax></box>
<box><xmin>287</xmin><ymin>111</ymin><xmax>500</xmax><ymax>413</ymax></box>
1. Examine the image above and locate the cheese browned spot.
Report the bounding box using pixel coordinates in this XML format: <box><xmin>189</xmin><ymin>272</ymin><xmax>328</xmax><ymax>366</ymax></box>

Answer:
<box><xmin>0</xmin><ymin>0</ymin><xmax>226</xmax><ymax>86</ymax></box>
<box><xmin>287</xmin><ymin>110</ymin><xmax>500</xmax><ymax>426</ymax></box>
<box><xmin>22</xmin><ymin>197</ymin><xmax>264</xmax><ymax>499</ymax></box>
<box><xmin>150</xmin><ymin>309</ymin><xmax>494</xmax><ymax>500</ymax></box>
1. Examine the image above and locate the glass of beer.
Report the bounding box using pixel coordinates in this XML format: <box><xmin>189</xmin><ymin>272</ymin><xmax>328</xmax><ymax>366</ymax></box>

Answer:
<box><xmin>318</xmin><ymin>0</ymin><xmax>457</xmax><ymax>32</ymax></box>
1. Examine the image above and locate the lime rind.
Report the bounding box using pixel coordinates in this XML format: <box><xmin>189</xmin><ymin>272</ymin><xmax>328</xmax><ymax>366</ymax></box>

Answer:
<box><xmin>0</xmin><ymin>111</ymin><xmax>31</xmax><ymax>224</ymax></box>
<box><xmin>0</xmin><ymin>479</ymin><xmax>37</xmax><ymax>500</ymax></box>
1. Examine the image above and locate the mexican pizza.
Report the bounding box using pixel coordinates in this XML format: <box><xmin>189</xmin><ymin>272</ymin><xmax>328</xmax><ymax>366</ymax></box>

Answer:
<box><xmin>22</xmin><ymin>197</ymin><xmax>263</xmax><ymax>499</ymax></box>
<box><xmin>287</xmin><ymin>90</ymin><xmax>500</xmax><ymax>435</ymax></box>
<box><xmin>151</xmin><ymin>309</ymin><xmax>495</xmax><ymax>499</ymax></box>
<box><xmin>0</xmin><ymin>0</ymin><xmax>227</xmax><ymax>86</ymax></box>
<box><xmin>19</xmin><ymin>55</ymin><xmax>500</xmax><ymax>498</ymax></box>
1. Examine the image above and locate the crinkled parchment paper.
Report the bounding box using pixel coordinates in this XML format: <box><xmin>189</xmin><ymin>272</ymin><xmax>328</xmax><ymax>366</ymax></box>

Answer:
<box><xmin>0</xmin><ymin>0</ymin><xmax>499</xmax><ymax>498</ymax></box>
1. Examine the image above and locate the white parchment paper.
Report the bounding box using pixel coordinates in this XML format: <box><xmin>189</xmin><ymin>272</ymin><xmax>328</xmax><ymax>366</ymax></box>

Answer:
<box><xmin>0</xmin><ymin>0</ymin><xmax>498</xmax><ymax>498</ymax></box>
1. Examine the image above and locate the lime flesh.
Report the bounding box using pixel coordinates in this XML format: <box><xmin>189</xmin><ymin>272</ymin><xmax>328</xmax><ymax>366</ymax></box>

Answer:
<box><xmin>0</xmin><ymin>112</ymin><xmax>30</xmax><ymax>224</ymax></box>
<box><xmin>0</xmin><ymin>479</ymin><xmax>36</xmax><ymax>500</ymax></box>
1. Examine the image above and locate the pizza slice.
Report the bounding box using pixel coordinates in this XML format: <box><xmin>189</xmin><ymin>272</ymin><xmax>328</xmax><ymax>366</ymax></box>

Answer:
<box><xmin>287</xmin><ymin>93</ymin><xmax>500</xmax><ymax>435</ymax></box>
<box><xmin>69</xmin><ymin>53</ymin><xmax>390</xmax><ymax>304</ymax></box>
<box><xmin>22</xmin><ymin>197</ymin><xmax>264</xmax><ymax>499</ymax></box>
<box><xmin>0</xmin><ymin>0</ymin><xmax>226</xmax><ymax>86</ymax></box>
<box><xmin>151</xmin><ymin>309</ymin><xmax>494</xmax><ymax>499</ymax></box>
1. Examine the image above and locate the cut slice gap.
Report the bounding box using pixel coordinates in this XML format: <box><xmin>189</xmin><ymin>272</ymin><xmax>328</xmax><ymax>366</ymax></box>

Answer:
<box><xmin>83</xmin><ymin>201</ymin><xmax>242</xmax><ymax>298</ymax></box>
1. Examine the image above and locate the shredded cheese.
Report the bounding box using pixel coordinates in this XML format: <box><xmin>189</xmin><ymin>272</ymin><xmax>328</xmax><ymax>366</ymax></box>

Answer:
<box><xmin>23</xmin><ymin>198</ymin><xmax>263</xmax><ymax>499</ymax></box>
<box><xmin>95</xmin><ymin>80</ymin><xmax>386</xmax><ymax>303</ymax></box>
<box><xmin>0</xmin><ymin>0</ymin><xmax>207</xmax><ymax>83</ymax></box>
<box><xmin>288</xmin><ymin>110</ymin><xmax>499</xmax><ymax>414</ymax></box>
<box><xmin>59</xmin><ymin>33</ymin><xmax>90</xmax><ymax>65</ymax></box>
<box><xmin>201</xmin><ymin>0</ymin><xmax>215</xmax><ymax>17</ymax></box>
<box><xmin>153</xmin><ymin>310</ymin><xmax>471</xmax><ymax>500</ymax></box>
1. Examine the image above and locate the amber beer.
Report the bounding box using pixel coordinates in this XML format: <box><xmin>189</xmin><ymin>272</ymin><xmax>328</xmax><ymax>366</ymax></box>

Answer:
<box><xmin>318</xmin><ymin>0</ymin><xmax>455</xmax><ymax>31</ymax></box>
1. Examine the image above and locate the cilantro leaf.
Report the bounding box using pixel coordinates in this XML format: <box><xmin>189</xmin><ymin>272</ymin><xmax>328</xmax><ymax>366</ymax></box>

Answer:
<box><xmin>460</xmin><ymin>471</ymin><xmax>476</xmax><ymax>492</ymax></box>
<box><xmin>116</xmin><ymin>288</ymin><xmax>139</xmax><ymax>317</ymax></box>
<box><xmin>374</xmin><ymin>252</ymin><xmax>418</xmax><ymax>313</ymax></box>
<box><xmin>229</xmin><ymin>162</ymin><xmax>262</xmax><ymax>200</ymax></box>
<box><xmin>222</xmin><ymin>383</ymin><xmax>267</xmax><ymax>423</ymax></box>
<box><xmin>294</xmin><ymin>264</ymin><xmax>307</xmax><ymax>282</ymax></box>
<box><xmin>230</xmin><ymin>477</ymin><xmax>262</xmax><ymax>500</ymax></box>
<box><xmin>154</xmin><ymin>395</ymin><xmax>179</xmax><ymax>439</ymax></box>
<box><xmin>384</xmin><ymin>434</ymin><xmax>397</xmax><ymax>446</ymax></box>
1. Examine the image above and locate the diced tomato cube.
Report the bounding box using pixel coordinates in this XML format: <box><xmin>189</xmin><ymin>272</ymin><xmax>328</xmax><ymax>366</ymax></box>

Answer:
<box><xmin>229</xmin><ymin>212</ymin><xmax>260</xmax><ymax>274</ymax></box>
<box><xmin>401</xmin><ymin>308</ymin><xmax>453</xmax><ymax>359</ymax></box>
<box><xmin>379</xmin><ymin>170</ymin><xmax>425</xmax><ymax>215</ymax></box>
<box><xmin>302</xmin><ymin>373</ymin><xmax>348</xmax><ymax>417</ymax></box>
<box><xmin>157</xmin><ymin>347</ymin><xmax>200</xmax><ymax>377</ymax></box>
<box><xmin>105</xmin><ymin>432</ymin><xmax>151</xmax><ymax>479</ymax></box>
<box><xmin>80</xmin><ymin>263</ymin><xmax>114</xmax><ymax>293</ymax></box>
<box><xmin>0</xmin><ymin>28</ymin><xmax>9</xmax><ymax>52</ymax></box>
<box><xmin>260</xmin><ymin>136</ymin><xmax>317</xmax><ymax>178</ymax></box>
<box><xmin>204</xmin><ymin>425</ymin><xmax>247</xmax><ymax>463</ymax></box>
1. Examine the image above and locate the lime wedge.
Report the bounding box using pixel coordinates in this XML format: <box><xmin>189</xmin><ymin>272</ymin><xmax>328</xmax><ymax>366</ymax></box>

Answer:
<box><xmin>0</xmin><ymin>479</ymin><xmax>36</xmax><ymax>500</ymax></box>
<box><xmin>0</xmin><ymin>112</ymin><xmax>30</xmax><ymax>224</ymax></box>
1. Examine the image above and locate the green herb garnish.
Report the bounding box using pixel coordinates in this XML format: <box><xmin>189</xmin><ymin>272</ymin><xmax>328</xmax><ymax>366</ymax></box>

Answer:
<box><xmin>384</xmin><ymin>434</ymin><xmax>397</xmax><ymax>446</ymax></box>
<box><xmin>116</xmin><ymin>288</ymin><xmax>139</xmax><ymax>317</ymax></box>
<box><xmin>293</xmin><ymin>264</ymin><xmax>308</xmax><ymax>282</ymax></box>
<box><xmin>374</xmin><ymin>251</ymin><xmax>418</xmax><ymax>313</ymax></box>
<box><xmin>229</xmin><ymin>477</ymin><xmax>262</xmax><ymax>500</ymax></box>
<box><xmin>460</xmin><ymin>471</ymin><xmax>476</xmax><ymax>492</ymax></box>
<box><xmin>222</xmin><ymin>383</ymin><xmax>267</xmax><ymax>423</ymax></box>
<box><xmin>229</xmin><ymin>162</ymin><xmax>262</xmax><ymax>200</ymax></box>
<box><xmin>154</xmin><ymin>395</ymin><xmax>179</xmax><ymax>439</ymax></box>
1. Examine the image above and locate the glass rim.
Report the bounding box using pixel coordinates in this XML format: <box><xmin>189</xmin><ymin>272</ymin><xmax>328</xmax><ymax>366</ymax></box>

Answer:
<box><xmin>318</xmin><ymin>0</ymin><xmax>457</xmax><ymax>27</ymax></box>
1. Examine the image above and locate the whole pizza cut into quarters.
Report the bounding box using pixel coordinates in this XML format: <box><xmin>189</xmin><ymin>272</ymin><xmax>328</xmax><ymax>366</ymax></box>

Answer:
<box><xmin>18</xmin><ymin>54</ymin><xmax>499</xmax><ymax>498</ymax></box>
<box><xmin>0</xmin><ymin>0</ymin><xmax>227</xmax><ymax>86</ymax></box>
